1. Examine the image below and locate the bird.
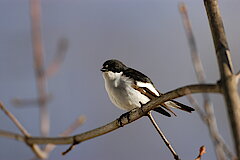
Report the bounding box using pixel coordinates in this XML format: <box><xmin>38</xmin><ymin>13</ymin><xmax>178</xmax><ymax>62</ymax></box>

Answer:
<box><xmin>101</xmin><ymin>59</ymin><xmax>194</xmax><ymax>117</ymax></box>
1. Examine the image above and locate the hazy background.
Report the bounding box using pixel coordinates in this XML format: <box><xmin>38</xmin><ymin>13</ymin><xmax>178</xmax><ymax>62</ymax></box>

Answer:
<box><xmin>0</xmin><ymin>0</ymin><xmax>240</xmax><ymax>159</ymax></box>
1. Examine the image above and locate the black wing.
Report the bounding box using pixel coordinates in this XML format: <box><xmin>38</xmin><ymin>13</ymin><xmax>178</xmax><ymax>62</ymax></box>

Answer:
<box><xmin>123</xmin><ymin>68</ymin><xmax>153</xmax><ymax>84</ymax></box>
<box><xmin>125</xmin><ymin>67</ymin><xmax>194</xmax><ymax>116</ymax></box>
<box><xmin>125</xmin><ymin>68</ymin><xmax>174</xmax><ymax>117</ymax></box>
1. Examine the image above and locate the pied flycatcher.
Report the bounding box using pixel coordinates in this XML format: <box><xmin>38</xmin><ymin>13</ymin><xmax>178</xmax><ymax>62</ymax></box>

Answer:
<box><xmin>101</xmin><ymin>59</ymin><xmax>194</xmax><ymax>117</ymax></box>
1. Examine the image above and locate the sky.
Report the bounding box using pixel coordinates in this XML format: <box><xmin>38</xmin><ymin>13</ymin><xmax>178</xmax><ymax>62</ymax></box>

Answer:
<box><xmin>0</xmin><ymin>0</ymin><xmax>240</xmax><ymax>160</ymax></box>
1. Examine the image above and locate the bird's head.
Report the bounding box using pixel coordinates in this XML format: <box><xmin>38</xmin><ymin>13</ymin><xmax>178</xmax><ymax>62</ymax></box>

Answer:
<box><xmin>101</xmin><ymin>59</ymin><xmax>127</xmax><ymax>73</ymax></box>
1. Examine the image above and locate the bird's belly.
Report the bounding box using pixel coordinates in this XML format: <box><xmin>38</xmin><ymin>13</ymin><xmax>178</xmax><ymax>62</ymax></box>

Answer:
<box><xmin>106</xmin><ymin>83</ymin><xmax>150</xmax><ymax>111</ymax></box>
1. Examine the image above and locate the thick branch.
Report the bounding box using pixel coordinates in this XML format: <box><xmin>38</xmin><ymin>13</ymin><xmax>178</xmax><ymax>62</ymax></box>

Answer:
<box><xmin>204</xmin><ymin>0</ymin><xmax>240</xmax><ymax>158</ymax></box>
<box><xmin>179</xmin><ymin>3</ymin><xmax>235</xmax><ymax>159</ymax></box>
<box><xmin>1</xmin><ymin>84</ymin><xmax>220</xmax><ymax>147</ymax></box>
<box><xmin>236</xmin><ymin>71</ymin><xmax>240</xmax><ymax>84</ymax></box>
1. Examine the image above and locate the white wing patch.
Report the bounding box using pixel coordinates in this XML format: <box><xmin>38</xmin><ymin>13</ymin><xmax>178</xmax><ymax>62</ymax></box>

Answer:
<box><xmin>136</xmin><ymin>81</ymin><xmax>160</xmax><ymax>96</ymax></box>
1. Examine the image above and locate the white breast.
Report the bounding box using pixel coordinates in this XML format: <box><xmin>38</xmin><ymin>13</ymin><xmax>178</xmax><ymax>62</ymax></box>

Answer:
<box><xmin>102</xmin><ymin>71</ymin><xmax>150</xmax><ymax>111</ymax></box>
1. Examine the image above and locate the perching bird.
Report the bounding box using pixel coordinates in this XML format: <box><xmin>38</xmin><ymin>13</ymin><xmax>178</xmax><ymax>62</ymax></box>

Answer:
<box><xmin>101</xmin><ymin>59</ymin><xmax>194</xmax><ymax>117</ymax></box>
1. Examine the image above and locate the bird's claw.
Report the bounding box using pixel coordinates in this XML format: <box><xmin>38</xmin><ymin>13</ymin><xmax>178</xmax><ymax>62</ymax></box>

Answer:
<box><xmin>117</xmin><ymin>111</ymin><xmax>131</xmax><ymax>127</ymax></box>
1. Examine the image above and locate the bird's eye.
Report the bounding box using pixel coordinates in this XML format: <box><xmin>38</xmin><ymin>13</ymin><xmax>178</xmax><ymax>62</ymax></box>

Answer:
<box><xmin>105</xmin><ymin>65</ymin><xmax>108</xmax><ymax>68</ymax></box>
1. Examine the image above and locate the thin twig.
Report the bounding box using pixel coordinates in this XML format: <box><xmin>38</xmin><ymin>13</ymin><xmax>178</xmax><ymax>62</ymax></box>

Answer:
<box><xmin>186</xmin><ymin>95</ymin><xmax>207</xmax><ymax>122</ymax></box>
<box><xmin>12</xmin><ymin>95</ymin><xmax>52</xmax><ymax>107</ymax></box>
<box><xmin>0</xmin><ymin>102</ymin><xmax>86</xmax><ymax>159</ymax></box>
<box><xmin>147</xmin><ymin>112</ymin><xmax>180</xmax><ymax>160</ymax></box>
<box><xmin>0</xmin><ymin>102</ymin><xmax>47</xmax><ymax>159</ymax></box>
<box><xmin>0</xmin><ymin>130</ymin><xmax>25</xmax><ymax>141</ymax></box>
<box><xmin>187</xmin><ymin>95</ymin><xmax>235</xmax><ymax>159</ymax></box>
<box><xmin>0</xmin><ymin>102</ymin><xmax>30</xmax><ymax>136</ymax></box>
<box><xmin>45</xmin><ymin>38</ymin><xmax>68</xmax><ymax>78</ymax></box>
<box><xmin>62</xmin><ymin>142</ymin><xmax>79</xmax><ymax>155</ymax></box>
<box><xmin>195</xmin><ymin>146</ymin><xmax>206</xmax><ymax>160</ymax></box>
<box><xmin>179</xmin><ymin>3</ymin><xmax>206</xmax><ymax>83</ymax></box>
<box><xmin>44</xmin><ymin>115</ymin><xmax>86</xmax><ymax>154</ymax></box>
<box><xmin>179</xmin><ymin>3</ymin><xmax>235</xmax><ymax>159</ymax></box>
<box><xmin>30</xmin><ymin>0</ymin><xmax>49</xmax><ymax>137</ymax></box>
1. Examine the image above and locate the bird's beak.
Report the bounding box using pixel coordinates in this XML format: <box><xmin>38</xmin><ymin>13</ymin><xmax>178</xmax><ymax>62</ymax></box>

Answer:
<box><xmin>100</xmin><ymin>68</ymin><xmax>107</xmax><ymax>72</ymax></box>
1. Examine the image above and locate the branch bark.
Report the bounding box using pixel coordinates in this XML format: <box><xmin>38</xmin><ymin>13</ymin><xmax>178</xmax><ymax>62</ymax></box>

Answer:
<box><xmin>0</xmin><ymin>84</ymin><xmax>221</xmax><ymax>151</ymax></box>
<box><xmin>203</xmin><ymin>0</ymin><xmax>240</xmax><ymax>158</ymax></box>
<box><xmin>179</xmin><ymin>3</ymin><xmax>235</xmax><ymax>159</ymax></box>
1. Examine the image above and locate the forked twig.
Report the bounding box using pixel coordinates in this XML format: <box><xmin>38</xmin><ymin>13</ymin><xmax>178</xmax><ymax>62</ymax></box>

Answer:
<box><xmin>136</xmin><ymin>85</ymin><xmax>180</xmax><ymax>159</ymax></box>
<box><xmin>0</xmin><ymin>101</ymin><xmax>86</xmax><ymax>159</ymax></box>
<box><xmin>44</xmin><ymin>115</ymin><xmax>86</xmax><ymax>154</ymax></box>
<box><xmin>0</xmin><ymin>102</ymin><xmax>30</xmax><ymax>136</ymax></box>
<box><xmin>0</xmin><ymin>102</ymin><xmax>47</xmax><ymax>159</ymax></box>
<box><xmin>179</xmin><ymin>3</ymin><xmax>235</xmax><ymax>159</ymax></box>
<box><xmin>0</xmin><ymin>84</ymin><xmax>221</xmax><ymax>155</ymax></box>
<box><xmin>204</xmin><ymin>0</ymin><xmax>240</xmax><ymax>157</ymax></box>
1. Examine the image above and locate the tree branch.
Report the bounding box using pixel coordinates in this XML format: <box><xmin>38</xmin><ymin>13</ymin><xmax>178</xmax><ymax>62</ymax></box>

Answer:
<box><xmin>236</xmin><ymin>71</ymin><xmax>240</xmax><ymax>84</ymax></box>
<box><xmin>178</xmin><ymin>3</ymin><xmax>206</xmax><ymax>83</ymax></box>
<box><xmin>203</xmin><ymin>0</ymin><xmax>240</xmax><ymax>158</ymax></box>
<box><xmin>179</xmin><ymin>3</ymin><xmax>235</xmax><ymax>159</ymax></box>
<box><xmin>0</xmin><ymin>84</ymin><xmax>221</xmax><ymax>153</ymax></box>
<box><xmin>44</xmin><ymin>115</ymin><xmax>86</xmax><ymax>154</ymax></box>
<box><xmin>147</xmin><ymin>112</ymin><xmax>180</xmax><ymax>160</ymax></box>
<box><xmin>45</xmin><ymin>38</ymin><xmax>68</xmax><ymax>78</ymax></box>
<box><xmin>12</xmin><ymin>95</ymin><xmax>52</xmax><ymax>107</ymax></box>
<box><xmin>0</xmin><ymin>102</ymin><xmax>30</xmax><ymax>136</ymax></box>
<box><xmin>0</xmin><ymin>102</ymin><xmax>85</xmax><ymax>159</ymax></box>
<box><xmin>30</xmin><ymin>0</ymin><xmax>49</xmax><ymax>137</ymax></box>
<box><xmin>0</xmin><ymin>130</ymin><xmax>25</xmax><ymax>142</ymax></box>
<box><xmin>0</xmin><ymin>102</ymin><xmax>47</xmax><ymax>159</ymax></box>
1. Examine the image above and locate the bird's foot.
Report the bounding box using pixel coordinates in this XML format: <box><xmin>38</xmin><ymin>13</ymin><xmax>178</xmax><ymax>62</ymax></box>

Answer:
<box><xmin>139</xmin><ymin>101</ymin><xmax>148</xmax><ymax>116</ymax></box>
<box><xmin>117</xmin><ymin>111</ymin><xmax>131</xmax><ymax>127</ymax></box>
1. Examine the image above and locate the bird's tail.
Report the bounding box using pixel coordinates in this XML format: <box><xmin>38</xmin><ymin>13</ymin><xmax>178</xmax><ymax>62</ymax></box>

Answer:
<box><xmin>166</xmin><ymin>100</ymin><xmax>195</xmax><ymax>113</ymax></box>
<box><xmin>153</xmin><ymin>100</ymin><xmax>194</xmax><ymax>117</ymax></box>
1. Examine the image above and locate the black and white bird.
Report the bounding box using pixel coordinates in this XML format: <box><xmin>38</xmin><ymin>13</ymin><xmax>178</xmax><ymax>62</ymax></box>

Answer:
<box><xmin>101</xmin><ymin>59</ymin><xmax>194</xmax><ymax>117</ymax></box>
